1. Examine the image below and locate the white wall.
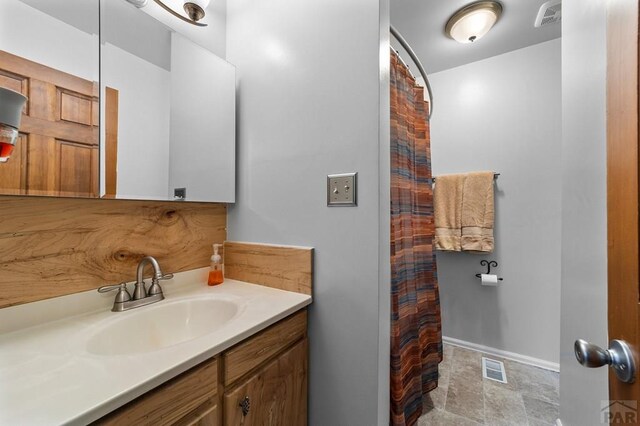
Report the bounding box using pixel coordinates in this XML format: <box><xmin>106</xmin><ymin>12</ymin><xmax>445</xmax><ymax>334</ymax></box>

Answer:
<box><xmin>101</xmin><ymin>43</ymin><xmax>171</xmax><ymax>200</ymax></box>
<box><xmin>226</xmin><ymin>0</ymin><xmax>388</xmax><ymax>424</ymax></box>
<box><xmin>207</xmin><ymin>0</ymin><xmax>227</xmax><ymax>59</ymax></box>
<box><xmin>559</xmin><ymin>0</ymin><xmax>609</xmax><ymax>423</ymax></box>
<box><xmin>429</xmin><ymin>38</ymin><xmax>562</xmax><ymax>365</ymax></box>
<box><xmin>139</xmin><ymin>0</ymin><xmax>227</xmax><ymax>59</ymax></box>
<box><xmin>378</xmin><ymin>0</ymin><xmax>391</xmax><ymax>423</ymax></box>
<box><xmin>102</xmin><ymin>0</ymin><xmax>172</xmax><ymax>72</ymax></box>
<box><xmin>0</xmin><ymin>0</ymin><xmax>97</xmax><ymax>81</ymax></box>
<box><xmin>169</xmin><ymin>33</ymin><xmax>235</xmax><ymax>202</ymax></box>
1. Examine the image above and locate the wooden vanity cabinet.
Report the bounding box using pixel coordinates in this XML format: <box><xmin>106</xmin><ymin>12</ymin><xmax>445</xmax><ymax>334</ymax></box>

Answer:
<box><xmin>93</xmin><ymin>309</ymin><xmax>307</xmax><ymax>426</ymax></box>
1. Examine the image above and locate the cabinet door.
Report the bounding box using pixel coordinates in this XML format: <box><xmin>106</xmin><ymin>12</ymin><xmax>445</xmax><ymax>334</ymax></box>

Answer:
<box><xmin>224</xmin><ymin>338</ymin><xmax>307</xmax><ymax>426</ymax></box>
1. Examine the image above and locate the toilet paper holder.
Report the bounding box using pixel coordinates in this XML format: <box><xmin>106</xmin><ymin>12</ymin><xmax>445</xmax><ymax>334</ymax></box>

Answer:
<box><xmin>475</xmin><ymin>260</ymin><xmax>504</xmax><ymax>281</ymax></box>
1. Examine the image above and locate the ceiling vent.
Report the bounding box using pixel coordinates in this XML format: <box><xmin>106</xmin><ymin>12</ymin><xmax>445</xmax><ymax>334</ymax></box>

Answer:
<box><xmin>534</xmin><ymin>0</ymin><xmax>561</xmax><ymax>28</ymax></box>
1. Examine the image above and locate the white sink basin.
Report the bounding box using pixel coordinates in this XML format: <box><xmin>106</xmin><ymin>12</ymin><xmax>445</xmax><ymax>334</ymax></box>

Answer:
<box><xmin>86</xmin><ymin>298</ymin><xmax>239</xmax><ymax>355</ymax></box>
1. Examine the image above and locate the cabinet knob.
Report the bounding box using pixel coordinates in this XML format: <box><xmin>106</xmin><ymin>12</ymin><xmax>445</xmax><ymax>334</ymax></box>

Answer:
<box><xmin>239</xmin><ymin>396</ymin><xmax>251</xmax><ymax>416</ymax></box>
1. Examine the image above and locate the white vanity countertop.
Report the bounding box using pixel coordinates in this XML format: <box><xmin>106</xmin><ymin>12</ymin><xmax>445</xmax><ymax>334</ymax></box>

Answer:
<box><xmin>0</xmin><ymin>268</ymin><xmax>312</xmax><ymax>425</ymax></box>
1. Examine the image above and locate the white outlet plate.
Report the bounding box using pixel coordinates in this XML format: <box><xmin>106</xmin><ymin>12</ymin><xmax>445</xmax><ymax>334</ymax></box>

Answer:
<box><xmin>327</xmin><ymin>172</ymin><xmax>357</xmax><ymax>206</ymax></box>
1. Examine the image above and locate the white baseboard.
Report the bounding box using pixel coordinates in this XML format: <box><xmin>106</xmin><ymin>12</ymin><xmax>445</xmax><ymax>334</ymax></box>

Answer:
<box><xmin>443</xmin><ymin>336</ymin><xmax>560</xmax><ymax>372</ymax></box>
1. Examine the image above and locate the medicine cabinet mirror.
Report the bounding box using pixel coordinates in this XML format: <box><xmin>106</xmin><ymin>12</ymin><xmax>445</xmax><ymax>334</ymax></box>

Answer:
<box><xmin>0</xmin><ymin>0</ymin><xmax>236</xmax><ymax>202</ymax></box>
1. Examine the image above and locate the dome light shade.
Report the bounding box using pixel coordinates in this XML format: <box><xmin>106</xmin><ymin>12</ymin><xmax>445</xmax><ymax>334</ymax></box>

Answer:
<box><xmin>446</xmin><ymin>1</ymin><xmax>503</xmax><ymax>44</ymax></box>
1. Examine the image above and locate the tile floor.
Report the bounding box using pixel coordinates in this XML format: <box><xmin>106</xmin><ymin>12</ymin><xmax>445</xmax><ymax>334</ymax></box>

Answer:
<box><xmin>419</xmin><ymin>344</ymin><xmax>559</xmax><ymax>426</ymax></box>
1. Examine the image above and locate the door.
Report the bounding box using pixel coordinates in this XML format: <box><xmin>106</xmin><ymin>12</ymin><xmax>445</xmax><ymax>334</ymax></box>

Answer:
<box><xmin>0</xmin><ymin>133</ymin><xmax>27</xmax><ymax>195</ymax></box>
<box><xmin>104</xmin><ymin>87</ymin><xmax>119</xmax><ymax>198</ymax></box>
<box><xmin>0</xmin><ymin>49</ymin><xmax>99</xmax><ymax>197</ymax></box>
<box><xmin>573</xmin><ymin>0</ymin><xmax>640</xmax><ymax>422</ymax></box>
<box><xmin>607</xmin><ymin>0</ymin><xmax>640</xmax><ymax>409</ymax></box>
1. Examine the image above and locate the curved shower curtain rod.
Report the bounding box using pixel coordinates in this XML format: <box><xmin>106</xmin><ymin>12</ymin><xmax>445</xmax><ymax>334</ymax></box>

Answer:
<box><xmin>390</xmin><ymin>25</ymin><xmax>434</xmax><ymax>119</ymax></box>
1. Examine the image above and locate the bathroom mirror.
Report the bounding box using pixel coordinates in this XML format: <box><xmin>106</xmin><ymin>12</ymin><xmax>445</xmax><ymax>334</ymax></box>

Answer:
<box><xmin>0</xmin><ymin>0</ymin><xmax>100</xmax><ymax>197</ymax></box>
<box><xmin>100</xmin><ymin>0</ymin><xmax>235</xmax><ymax>202</ymax></box>
<box><xmin>0</xmin><ymin>0</ymin><xmax>236</xmax><ymax>202</ymax></box>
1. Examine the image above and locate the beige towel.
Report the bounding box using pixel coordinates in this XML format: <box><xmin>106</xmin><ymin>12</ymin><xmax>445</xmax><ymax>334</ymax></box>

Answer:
<box><xmin>461</xmin><ymin>171</ymin><xmax>495</xmax><ymax>253</ymax></box>
<box><xmin>434</xmin><ymin>174</ymin><xmax>465</xmax><ymax>251</ymax></box>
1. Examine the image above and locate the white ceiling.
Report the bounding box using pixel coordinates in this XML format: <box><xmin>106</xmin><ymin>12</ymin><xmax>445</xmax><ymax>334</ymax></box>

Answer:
<box><xmin>390</xmin><ymin>0</ymin><xmax>561</xmax><ymax>74</ymax></box>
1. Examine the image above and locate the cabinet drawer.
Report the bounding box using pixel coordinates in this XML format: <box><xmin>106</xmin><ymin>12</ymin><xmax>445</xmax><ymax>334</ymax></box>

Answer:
<box><xmin>175</xmin><ymin>400</ymin><xmax>219</xmax><ymax>426</ymax></box>
<box><xmin>94</xmin><ymin>357</ymin><xmax>218</xmax><ymax>426</ymax></box>
<box><xmin>223</xmin><ymin>310</ymin><xmax>307</xmax><ymax>386</ymax></box>
<box><xmin>224</xmin><ymin>338</ymin><xmax>308</xmax><ymax>426</ymax></box>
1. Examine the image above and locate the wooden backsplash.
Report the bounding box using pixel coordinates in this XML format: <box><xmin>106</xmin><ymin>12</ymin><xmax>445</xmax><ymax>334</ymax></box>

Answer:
<box><xmin>224</xmin><ymin>242</ymin><xmax>313</xmax><ymax>295</ymax></box>
<box><xmin>0</xmin><ymin>197</ymin><xmax>226</xmax><ymax>309</ymax></box>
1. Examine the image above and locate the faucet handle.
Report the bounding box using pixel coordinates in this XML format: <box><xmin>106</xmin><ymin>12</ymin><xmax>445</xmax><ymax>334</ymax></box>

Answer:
<box><xmin>147</xmin><ymin>273</ymin><xmax>172</xmax><ymax>297</ymax></box>
<box><xmin>97</xmin><ymin>282</ymin><xmax>124</xmax><ymax>293</ymax></box>
<box><xmin>98</xmin><ymin>282</ymin><xmax>132</xmax><ymax>303</ymax></box>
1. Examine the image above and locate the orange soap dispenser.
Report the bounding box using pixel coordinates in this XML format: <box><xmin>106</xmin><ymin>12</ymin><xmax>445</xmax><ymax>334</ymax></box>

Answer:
<box><xmin>207</xmin><ymin>243</ymin><xmax>224</xmax><ymax>286</ymax></box>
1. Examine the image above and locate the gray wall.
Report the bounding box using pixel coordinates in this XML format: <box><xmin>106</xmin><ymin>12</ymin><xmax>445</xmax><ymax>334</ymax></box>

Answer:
<box><xmin>429</xmin><ymin>39</ymin><xmax>562</xmax><ymax>365</ymax></box>
<box><xmin>102</xmin><ymin>42</ymin><xmax>170</xmax><ymax>200</ymax></box>
<box><xmin>169</xmin><ymin>33</ymin><xmax>236</xmax><ymax>202</ymax></box>
<box><xmin>207</xmin><ymin>0</ymin><xmax>226</xmax><ymax>59</ymax></box>
<box><xmin>559</xmin><ymin>0</ymin><xmax>609</xmax><ymax>423</ymax></box>
<box><xmin>134</xmin><ymin>0</ymin><xmax>227</xmax><ymax>60</ymax></box>
<box><xmin>226</xmin><ymin>1</ymin><xmax>389</xmax><ymax>425</ymax></box>
<box><xmin>0</xmin><ymin>0</ymin><xmax>97</xmax><ymax>80</ymax></box>
<box><xmin>378</xmin><ymin>0</ymin><xmax>391</xmax><ymax>423</ymax></box>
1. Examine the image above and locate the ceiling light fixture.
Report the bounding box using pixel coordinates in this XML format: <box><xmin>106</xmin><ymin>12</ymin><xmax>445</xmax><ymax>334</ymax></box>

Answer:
<box><xmin>445</xmin><ymin>1</ymin><xmax>503</xmax><ymax>44</ymax></box>
<box><xmin>127</xmin><ymin>0</ymin><xmax>210</xmax><ymax>27</ymax></box>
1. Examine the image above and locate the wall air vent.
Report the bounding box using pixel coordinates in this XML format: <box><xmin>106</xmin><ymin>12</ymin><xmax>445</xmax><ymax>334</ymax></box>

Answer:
<box><xmin>534</xmin><ymin>0</ymin><xmax>561</xmax><ymax>28</ymax></box>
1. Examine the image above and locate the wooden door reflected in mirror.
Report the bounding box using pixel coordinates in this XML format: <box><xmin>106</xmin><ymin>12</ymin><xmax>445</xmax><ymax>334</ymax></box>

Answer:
<box><xmin>0</xmin><ymin>50</ymin><xmax>99</xmax><ymax>198</ymax></box>
<box><xmin>0</xmin><ymin>0</ymin><xmax>100</xmax><ymax>198</ymax></box>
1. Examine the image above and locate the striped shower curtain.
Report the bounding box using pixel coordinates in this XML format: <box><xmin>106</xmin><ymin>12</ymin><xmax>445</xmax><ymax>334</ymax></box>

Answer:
<box><xmin>390</xmin><ymin>50</ymin><xmax>442</xmax><ymax>426</ymax></box>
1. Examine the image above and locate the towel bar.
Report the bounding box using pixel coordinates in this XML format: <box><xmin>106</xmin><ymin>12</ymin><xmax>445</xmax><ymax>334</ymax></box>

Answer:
<box><xmin>430</xmin><ymin>173</ymin><xmax>500</xmax><ymax>184</ymax></box>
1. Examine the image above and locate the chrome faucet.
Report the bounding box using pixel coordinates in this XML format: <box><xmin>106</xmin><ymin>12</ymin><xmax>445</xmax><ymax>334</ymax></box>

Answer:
<box><xmin>97</xmin><ymin>256</ymin><xmax>174</xmax><ymax>312</ymax></box>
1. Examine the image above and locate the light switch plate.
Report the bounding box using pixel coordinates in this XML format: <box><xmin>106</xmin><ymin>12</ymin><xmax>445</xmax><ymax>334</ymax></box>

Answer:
<box><xmin>327</xmin><ymin>172</ymin><xmax>357</xmax><ymax>206</ymax></box>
